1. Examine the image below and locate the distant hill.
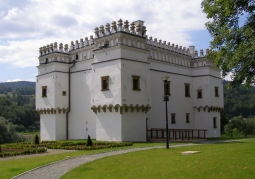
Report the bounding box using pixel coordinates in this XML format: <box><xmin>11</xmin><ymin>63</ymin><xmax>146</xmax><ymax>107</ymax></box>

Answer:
<box><xmin>0</xmin><ymin>81</ymin><xmax>36</xmax><ymax>95</ymax></box>
<box><xmin>0</xmin><ymin>81</ymin><xmax>35</xmax><ymax>89</ymax></box>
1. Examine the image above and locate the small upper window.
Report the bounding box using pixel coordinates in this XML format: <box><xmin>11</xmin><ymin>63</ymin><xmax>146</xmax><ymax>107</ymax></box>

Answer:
<box><xmin>197</xmin><ymin>90</ymin><xmax>203</xmax><ymax>98</ymax></box>
<box><xmin>42</xmin><ymin>86</ymin><xmax>47</xmax><ymax>97</ymax></box>
<box><xmin>215</xmin><ymin>87</ymin><xmax>219</xmax><ymax>97</ymax></box>
<box><xmin>101</xmin><ymin>76</ymin><xmax>109</xmax><ymax>91</ymax></box>
<box><xmin>185</xmin><ymin>84</ymin><xmax>190</xmax><ymax>97</ymax></box>
<box><xmin>132</xmin><ymin>75</ymin><xmax>141</xmax><ymax>91</ymax></box>
<box><xmin>62</xmin><ymin>91</ymin><xmax>66</xmax><ymax>96</ymax></box>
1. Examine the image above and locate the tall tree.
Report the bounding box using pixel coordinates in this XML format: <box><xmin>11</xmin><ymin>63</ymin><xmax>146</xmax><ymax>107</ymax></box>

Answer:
<box><xmin>202</xmin><ymin>0</ymin><xmax>255</xmax><ymax>86</ymax></box>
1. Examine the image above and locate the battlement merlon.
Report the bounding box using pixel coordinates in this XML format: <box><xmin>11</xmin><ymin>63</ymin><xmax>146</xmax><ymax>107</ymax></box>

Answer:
<box><xmin>37</xmin><ymin>19</ymin><xmax>212</xmax><ymax>63</ymax></box>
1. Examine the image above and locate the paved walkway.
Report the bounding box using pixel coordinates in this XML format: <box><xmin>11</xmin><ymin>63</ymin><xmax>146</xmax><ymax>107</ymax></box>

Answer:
<box><xmin>12</xmin><ymin>140</ymin><xmax>244</xmax><ymax>179</ymax></box>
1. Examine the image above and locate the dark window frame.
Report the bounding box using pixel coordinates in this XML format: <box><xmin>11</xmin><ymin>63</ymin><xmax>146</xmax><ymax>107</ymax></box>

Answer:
<box><xmin>171</xmin><ymin>113</ymin><xmax>176</xmax><ymax>124</ymax></box>
<box><xmin>215</xmin><ymin>86</ymin><xmax>219</xmax><ymax>97</ymax></box>
<box><xmin>186</xmin><ymin>113</ymin><xmax>190</xmax><ymax>123</ymax></box>
<box><xmin>42</xmin><ymin>86</ymin><xmax>47</xmax><ymax>97</ymax></box>
<box><xmin>101</xmin><ymin>76</ymin><xmax>109</xmax><ymax>91</ymax></box>
<box><xmin>185</xmin><ymin>83</ymin><xmax>190</xmax><ymax>97</ymax></box>
<box><xmin>197</xmin><ymin>89</ymin><xmax>203</xmax><ymax>98</ymax></box>
<box><xmin>213</xmin><ymin>117</ymin><xmax>217</xmax><ymax>128</ymax></box>
<box><xmin>132</xmin><ymin>75</ymin><xmax>141</xmax><ymax>91</ymax></box>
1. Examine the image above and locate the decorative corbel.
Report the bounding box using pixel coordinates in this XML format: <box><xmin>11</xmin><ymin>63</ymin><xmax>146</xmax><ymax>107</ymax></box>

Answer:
<box><xmin>108</xmin><ymin>104</ymin><xmax>113</xmax><ymax>112</ymax></box>
<box><xmin>130</xmin><ymin>104</ymin><xmax>135</xmax><ymax>113</ymax></box>
<box><xmin>114</xmin><ymin>104</ymin><xmax>120</xmax><ymax>112</ymax></box>
<box><xmin>102</xmin><ymin>105</ymin><xmax>107</xmax><ymax>112</ymax></box>
<box><xmin>91</xmin><ymin>105</ymin><xmax>97</xmax><ymax>114</ymax></box>
<box><xmin>97</xmin><ymin>105</ymin><xmax>101</xmax><ymax>113</ymax></box>
<box><xmin>135</xmin><ymin>104</ymin><xmax>140</xmax><ymax>112</ymax></box>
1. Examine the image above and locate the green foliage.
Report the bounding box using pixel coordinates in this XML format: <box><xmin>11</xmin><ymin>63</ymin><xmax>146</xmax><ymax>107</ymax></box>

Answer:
<box><xmin>34</xmin><ymin>134</ymin><xmax>39</xmax><ymax>145</ymax></box>
<box><xmin>224</xmin><ymin>116</ymin><xmax>255</xmax><ymax>137</ymax></box>
<box><xmin>0</xmin><ymin>117</ymin><xmax>26</xmax><ymax>144</ymax></box>
<box><xmin>202</xmin><ymin>0</ymin><xmax>255</xmax><ymax>86</ymax></box>
<box><xmin>223</xmin><ymin>81</ymin><xmax>255</xmax><ymax>119</ymax></box>
<box><xmin>86</xmin><ymin>135</ymin><xmax>93</xmax><ymax>146</ymax></box>
<box><xmin>0</xmin><ymin>94</ymin><xmax>39</xmax><ymax>132</ymax></box>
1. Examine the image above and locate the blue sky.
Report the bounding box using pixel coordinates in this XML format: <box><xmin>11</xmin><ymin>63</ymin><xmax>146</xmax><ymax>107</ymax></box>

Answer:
<box><xmin>0</xmin><ymin>0</ymin><xmax>217</xmax><ymax>82</ymax></box>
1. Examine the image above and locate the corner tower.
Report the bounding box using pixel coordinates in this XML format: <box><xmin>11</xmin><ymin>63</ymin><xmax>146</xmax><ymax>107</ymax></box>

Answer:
<box><xmin>90</xmin><ymin>19</ymin><xmax>151</xmax><ymax>141</ymax></box>
<box><xmin>36</xmin><ymin>43</ymin><xmax>71</xmax><ymax>140</ymax></box>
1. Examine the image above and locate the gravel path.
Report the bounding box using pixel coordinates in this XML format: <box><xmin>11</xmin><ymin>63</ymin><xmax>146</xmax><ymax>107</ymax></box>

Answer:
<box><xmin>12</xmin><ymin>144</ymin><xmax>197</xmax><ymax>179</ymax></box>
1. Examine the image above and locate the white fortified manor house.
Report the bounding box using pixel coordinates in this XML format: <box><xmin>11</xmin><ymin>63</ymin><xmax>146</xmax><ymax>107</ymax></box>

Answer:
<box><xmin>36</xmin><ymin>19</ymin><xmax>224</xmax><ymax>141</ymax></box>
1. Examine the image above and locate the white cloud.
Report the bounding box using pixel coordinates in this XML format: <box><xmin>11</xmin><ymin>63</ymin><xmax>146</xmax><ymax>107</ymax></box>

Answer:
<box><xmin>6</xmin><ymin>79</ymin><xmax>21</xmax><ymax>82</ymax></box>
<box><xmin>0</xmin><ymin>0</ymin><xmax>208</xmax><ymax>68</ymax></box>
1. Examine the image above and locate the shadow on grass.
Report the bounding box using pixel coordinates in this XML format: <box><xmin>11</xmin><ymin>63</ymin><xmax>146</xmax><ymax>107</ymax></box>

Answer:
<box><xmin>213</xmin><ymin>141</ymin><xmax>245</xmax><ymax>144</ymax></box>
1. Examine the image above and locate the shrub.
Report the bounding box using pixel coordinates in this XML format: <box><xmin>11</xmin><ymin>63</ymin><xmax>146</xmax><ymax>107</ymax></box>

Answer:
<box><xmin>86</xmin><ymin>135</ymin><xmax>93</xmax><ymax>146</ymax></box>
<box><xmin>34</xmin><ymin>134</ymin><xmax>39</xmax><ymax>145</ymax></box>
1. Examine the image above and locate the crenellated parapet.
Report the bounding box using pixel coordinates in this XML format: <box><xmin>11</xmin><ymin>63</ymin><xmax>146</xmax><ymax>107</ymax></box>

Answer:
<box><xmin>91</xmin><ymin>104</ymin><xmax>151</xmax><ymax>114</ymax></box>
<box><xmin>190</xmin><ymin>48</ymin><xmax>214</xmax><ymax>67</ymax></box>
<box><xmin>39</xmin><ymin>42</ymin><xmax>69</xmax><ymax>56</ymax></box>
<box><xmin>94</xmin><ymin>19</ymin><xmax>147</xmax><ymax>39</ymax></box>
<box><xmin>147</xmin><ymin>37</ymin><xmax>190</xmax><ymax>56</ymax></box>
<box><xmin>69</xmin><ymin>35</ymin><xmax>95</xmax><ymax>52</ymax></box>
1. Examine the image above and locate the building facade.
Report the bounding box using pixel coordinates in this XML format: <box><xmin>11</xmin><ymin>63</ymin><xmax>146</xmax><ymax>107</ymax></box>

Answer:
<box><xmin>36</xmin><ymin>19</ymin><xmax>224</xmax><ymax>142</ymax></box>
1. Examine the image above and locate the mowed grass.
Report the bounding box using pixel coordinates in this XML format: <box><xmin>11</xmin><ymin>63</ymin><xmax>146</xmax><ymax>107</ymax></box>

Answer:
<box><xmin>0</xmin><ymin>142</ymin><xmax>166</xmax><ymax>179</ymax></box>
<box><xmin>61</xmin><ymin>139</ymin><xmax>255</xmax><ymax>179</ymax></box>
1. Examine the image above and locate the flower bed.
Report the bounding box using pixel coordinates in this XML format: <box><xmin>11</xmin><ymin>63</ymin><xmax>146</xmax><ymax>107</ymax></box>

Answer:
<box><xmin>0</xmin><ymin>141</ymin><xmax>133</xmax><ymax>157</ymax></box>
<box><xmin>0</xmin><ymin>147</ymin><xmax>47</xmax><ymax>157</ymax></box>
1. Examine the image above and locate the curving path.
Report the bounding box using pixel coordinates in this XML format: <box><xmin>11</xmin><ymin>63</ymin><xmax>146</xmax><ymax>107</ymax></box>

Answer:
<box><xmin>12</xmin><ymin>144</ymin><xmax>198</xmax><ymax>179</ymax></box>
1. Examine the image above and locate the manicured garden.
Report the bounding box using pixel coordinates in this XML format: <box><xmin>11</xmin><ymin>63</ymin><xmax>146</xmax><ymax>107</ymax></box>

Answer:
<box><xmin>60</xmin><ymin>139</ymin><xmax>255</xmax><ymax>179</ymax></box>
<box><xmin>0</xmin><ymin>140</ymin><xmax>133</xmax><ymax>157</ymax></box>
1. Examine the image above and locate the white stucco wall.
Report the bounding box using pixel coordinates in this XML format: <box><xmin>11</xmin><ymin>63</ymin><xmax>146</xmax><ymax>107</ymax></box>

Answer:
<box><xmin>122</xmin><ymin>112</ymin><xmax>146</xmax><ymax>141</ymax></box>
<box><xmin>68</xmin><ymin>69</ymin><xmax>96</xmax><ymax>139</ymax></box>
<box><xmin>96</xmin><ymin>112</ymin><xmax>122</xmax><ymax>141</ymax></box>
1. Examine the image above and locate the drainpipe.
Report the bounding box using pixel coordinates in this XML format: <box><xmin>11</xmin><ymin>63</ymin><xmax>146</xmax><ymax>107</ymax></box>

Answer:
<box><xmin>66</xmin><ymin>60</ymin><xmax>77</xmax><ymax>140</ymax></box>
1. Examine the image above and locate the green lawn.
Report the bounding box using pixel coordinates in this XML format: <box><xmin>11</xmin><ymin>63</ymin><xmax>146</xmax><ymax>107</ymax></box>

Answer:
<box><xmin>61</xmin><ymin>139</ymin><xmax>255</xmax><ymax>179</ymax></box>
<box><xmin>0</xmin><ymin>142</ymin><xmax>166</xmax><ymax>179</ymax></box>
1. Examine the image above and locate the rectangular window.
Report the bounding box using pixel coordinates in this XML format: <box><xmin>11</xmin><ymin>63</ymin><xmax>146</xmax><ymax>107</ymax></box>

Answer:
<box><xmin>185</xmin><ymin>84</ymin><xmax>190</xmax><ymax>97</ymax></box>
<box><xmin>132</xmin><ymin>75</ymin><xmax>141</xmax><ymax>91</ymax></box>
<box><xmin>213</xmin><ymin>117</ymin><xmax>217</xmax><ymax>128</ymax></box>
<box><xmin>171</xmin><ymin>113</ymin><xmax>176</xmax><ymax>124</ymax></box>
<box><xmin>101</xmin><ymin>76</ymin><xmax>109</xmax><ymax>91</ymax></box>
<box><xmin>62</xmin><ymin>91</ymin><xmax>66</xmax><ymax>96</ymax></box>
<box><xmin>42</xmin><ymin>86</ymin><xmax>47</xmax><ymax>97</ymax></box>
<box><xmin>164</xmin><ymin>81</ymin><xmax>171</xmax><ymax>95</ymax></box>
<box><xmin>186</xmin><ymin>113</ymin><xmax>190</xmax><ymax>123</ymax></box>
<box><xmin>215</xmin><ymin>87</ymin><xmax>219</xmax><ymax>97</ymax></box>
<box><xmin>197</xmin><ymin>90</ymin><xmax>203</xmax><ymax>98</ymax></box>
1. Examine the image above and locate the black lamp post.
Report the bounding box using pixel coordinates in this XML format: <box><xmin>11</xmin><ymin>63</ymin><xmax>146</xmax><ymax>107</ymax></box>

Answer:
<box><xmin>162</xmin><ymin>76</ymin><xmax>169</xmax><ymax>149</ymax></box>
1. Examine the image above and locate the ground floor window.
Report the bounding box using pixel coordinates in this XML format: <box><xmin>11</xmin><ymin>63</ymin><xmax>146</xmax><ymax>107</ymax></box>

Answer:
<box><xmin>186</xmin><ymin>113</ymin><xmax>190</xmax><ymax>123</ymax></box>
<box><xmin>213</xmin><ymin>117</ymin><xmax>217</xmax><ymax>128</ymax></box>
<box><xmin>171</xmin><ymin>113</ymin><xmax>176</xmax><ymax>124</ymax></box>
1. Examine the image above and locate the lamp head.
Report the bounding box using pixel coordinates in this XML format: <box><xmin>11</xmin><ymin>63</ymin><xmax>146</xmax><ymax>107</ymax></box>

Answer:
<box><xmin>161</xmin><ymin>76</ymin><xmax>170</xmax><ymax>81</ymax></box>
